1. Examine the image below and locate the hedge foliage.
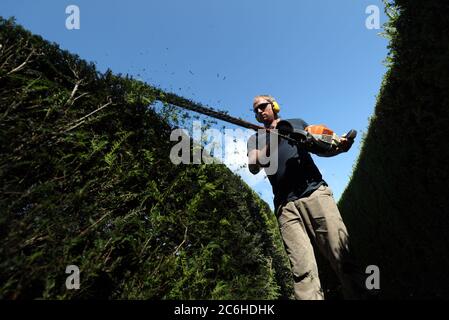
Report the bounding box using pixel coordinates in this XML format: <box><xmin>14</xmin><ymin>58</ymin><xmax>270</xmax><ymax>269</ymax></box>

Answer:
<box><xmin>339</xmin><ymin>0</ymin><xmax>449</xmax><ymax>298</ymax></box>
<box><xmin>0</xmin><ymin>17</ymin><xmax>293</xmax><ymax>299</ymax></box>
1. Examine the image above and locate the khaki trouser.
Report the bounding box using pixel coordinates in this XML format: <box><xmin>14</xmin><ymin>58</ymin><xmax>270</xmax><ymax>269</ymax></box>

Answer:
<box><xmin>277</xmin><ymin>185</ymin><xmax>361</xmax><ymax>300</ymax></box>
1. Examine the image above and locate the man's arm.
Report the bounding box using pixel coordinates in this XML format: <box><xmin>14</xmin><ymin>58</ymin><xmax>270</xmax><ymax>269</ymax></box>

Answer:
<box><xmin>248</xmin><ymin>148</ymin><xmax>262</xmax><ymax>174</ymax></box>
<box><xmin>314</xmin><ymin>136</ymin><xmax>354</xmax><ymax>157</ymax></box>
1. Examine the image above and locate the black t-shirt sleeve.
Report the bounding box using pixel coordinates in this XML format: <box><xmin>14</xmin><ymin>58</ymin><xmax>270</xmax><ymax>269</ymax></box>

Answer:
<box><xmin>298</xmin><ymin>119</ymin><xmax>309</xmax><ymax>129</ymax></box>
<box><xmin>247</xmin><ymin>132</ymin><xmax>271</xmax><ymax>155</ymax></box>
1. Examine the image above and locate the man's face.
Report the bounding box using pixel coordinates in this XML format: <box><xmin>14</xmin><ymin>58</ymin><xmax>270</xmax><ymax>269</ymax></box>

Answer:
<box><xmin>253</xmin><ymin>97</ymin><xmax>275</xmax><ymax>124</ymax></box>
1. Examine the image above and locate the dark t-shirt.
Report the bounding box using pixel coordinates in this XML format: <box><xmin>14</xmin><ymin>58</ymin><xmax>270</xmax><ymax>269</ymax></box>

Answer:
<box><xmin>247</xmin><ymin>118</ymin><xmax>326</xmax><ymax>211</ymax></box>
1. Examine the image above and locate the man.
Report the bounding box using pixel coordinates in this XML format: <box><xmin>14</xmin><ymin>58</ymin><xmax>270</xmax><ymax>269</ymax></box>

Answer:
<box><xmin>247</xmin><ymin>95</ymin><xmax>361</xmax><ymax>300</ymax></box>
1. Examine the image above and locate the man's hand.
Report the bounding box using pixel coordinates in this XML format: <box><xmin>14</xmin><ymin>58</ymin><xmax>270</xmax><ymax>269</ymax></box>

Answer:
<box><xmin>248</xmin><ymin>148</ymin><xmax>262</xmax><ymax>174</ymax></box>
<box><xmin>338</xmin><ymin>136</ymin><xmax>354</xmax><ymax>152</ymax></box>
<box><xmin>338</xmin><ymin>129</ymin><xmax>357</xmax><ymax>152</ymax></box>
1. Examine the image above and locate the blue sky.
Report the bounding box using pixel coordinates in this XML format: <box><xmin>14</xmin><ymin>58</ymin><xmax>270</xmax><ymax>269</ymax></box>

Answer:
<box><xmin>1</xmin><ymin>0</ymin><xmax>389</xmax><ymax>209</ymax></box>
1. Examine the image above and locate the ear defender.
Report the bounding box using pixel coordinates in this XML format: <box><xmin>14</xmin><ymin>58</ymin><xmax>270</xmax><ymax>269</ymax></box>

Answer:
<box><xmin>271</xmin><ymin>100</ymin><xmax>280</xmax><ymax>113</ymax></box>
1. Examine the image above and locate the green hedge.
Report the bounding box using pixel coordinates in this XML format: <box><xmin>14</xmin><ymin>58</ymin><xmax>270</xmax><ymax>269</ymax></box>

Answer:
<box><xmin>339</xmin><ymin>0</ymin><xmax>449</xmax><ymax>299</ymax></box>
<box><xmin>0</xmin><ymin>17</ymin><xmax>292</xmax><ymax>299</ymax></box>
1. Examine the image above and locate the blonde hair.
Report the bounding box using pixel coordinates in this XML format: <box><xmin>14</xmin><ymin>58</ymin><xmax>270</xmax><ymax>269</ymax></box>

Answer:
<box><xmin>254</xmin><ymin>94</ymin><xmax>277</xmax><ymax>104</ymax></box>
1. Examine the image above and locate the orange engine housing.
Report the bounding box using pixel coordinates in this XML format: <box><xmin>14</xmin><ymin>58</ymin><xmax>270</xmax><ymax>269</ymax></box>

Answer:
<box><xmin>305</xmin><ymin>124</ymin><xmax>339</xmax><ymax>147</ymax></box>
<box><xmin>305</xmin><ymin>124</ymin><xmax>334</xmax><ymax>136</ymax></box>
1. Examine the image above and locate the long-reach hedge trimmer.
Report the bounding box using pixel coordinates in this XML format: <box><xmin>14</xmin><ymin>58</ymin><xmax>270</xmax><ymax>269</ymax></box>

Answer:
<box><xmin>159</xmin><ymin>91</ymin><xmax>356</xmax><ymax>154</ymax></box>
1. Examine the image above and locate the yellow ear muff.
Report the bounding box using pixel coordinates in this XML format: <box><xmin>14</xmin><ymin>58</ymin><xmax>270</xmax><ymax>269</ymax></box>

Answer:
<box><xmin>272</xmin><ymin>101</ymin><xmax>280</xmax><ymax>113</ymax></box>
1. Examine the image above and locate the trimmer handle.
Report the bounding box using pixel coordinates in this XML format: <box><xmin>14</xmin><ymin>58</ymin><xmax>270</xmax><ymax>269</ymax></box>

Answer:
<box><xmin>343</xmin><ymin>129</ymin><xmax>357</xmax><ymax>140</ymax></box>
<box><xmin>337</xmin><ymin>129</ymin><xmax>357</xmax><ymax>153</ymax></box>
